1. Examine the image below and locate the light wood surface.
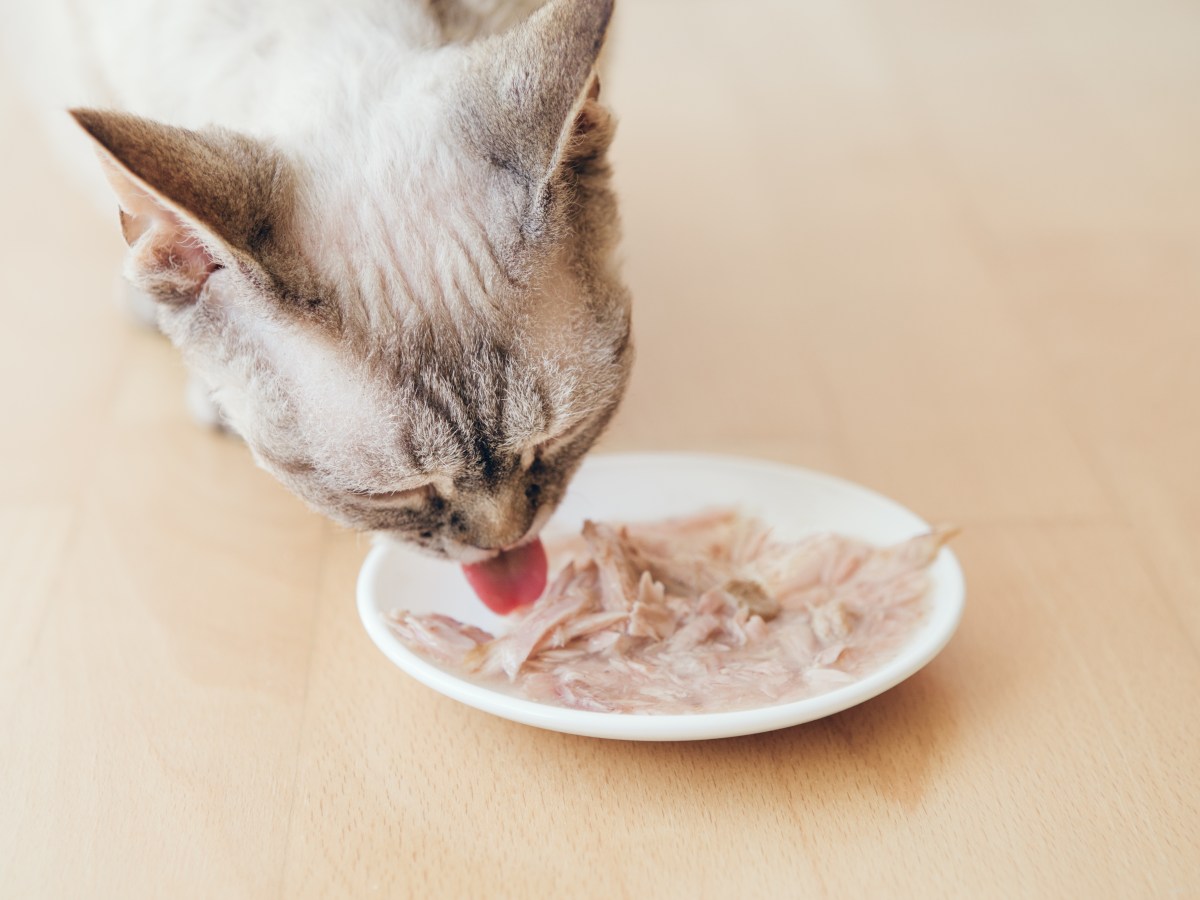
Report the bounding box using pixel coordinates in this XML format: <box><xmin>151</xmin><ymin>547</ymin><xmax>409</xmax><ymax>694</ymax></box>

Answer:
<box><xmin>2</xmin><ymin>1</ymin><xmax>1198</xmax><ymax>896</ymax></box>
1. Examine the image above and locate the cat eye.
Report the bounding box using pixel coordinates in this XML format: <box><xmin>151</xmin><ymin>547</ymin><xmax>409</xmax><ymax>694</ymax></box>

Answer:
<box><xmin>531</xmin><ymin>415</ymin><xmax>594</xmax><ymax>462</ymax></box>
<box><xmin>349</xmin><ymin>482</ymin><xmax>436</xmax><ymax>505</ymax></box>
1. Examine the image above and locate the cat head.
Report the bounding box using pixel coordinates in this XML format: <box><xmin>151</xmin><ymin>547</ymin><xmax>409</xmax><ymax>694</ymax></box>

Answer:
<box><xmin>72</xmin><ymin>0</ymin><xmax>631</xmax><ymax>562</ymax></box>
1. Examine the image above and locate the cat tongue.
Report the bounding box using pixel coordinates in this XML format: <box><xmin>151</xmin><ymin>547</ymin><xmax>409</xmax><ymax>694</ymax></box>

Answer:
<box><xmin>462</xmin><ymin>538</ymin><xmax>548</xmax><ymax>614</ymax></box>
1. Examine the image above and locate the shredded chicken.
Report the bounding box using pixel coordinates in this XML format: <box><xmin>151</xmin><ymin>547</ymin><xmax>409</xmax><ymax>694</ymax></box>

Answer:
<box><xmin>388</xmin><ymin>510</ymin><xmax>957</xmax><ymax>715</ymax></box>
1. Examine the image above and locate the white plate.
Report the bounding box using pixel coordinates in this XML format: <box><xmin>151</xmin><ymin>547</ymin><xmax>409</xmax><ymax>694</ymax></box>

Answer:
<box><xmin>357</xmin><ymin>453</ymin><xmax>965</xmax><ymax>741</ymax></box>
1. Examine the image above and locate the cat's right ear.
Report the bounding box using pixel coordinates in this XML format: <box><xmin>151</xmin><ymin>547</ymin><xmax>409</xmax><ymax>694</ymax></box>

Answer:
<box><xmin>69</xmin><ymin>109</ymin><xmax>285</xmax><ymax>305</ymax></box>
<box><xmin>461</xmin><ymin>0</ymin><xmax>615</xmax><ymax>238</ymax></box>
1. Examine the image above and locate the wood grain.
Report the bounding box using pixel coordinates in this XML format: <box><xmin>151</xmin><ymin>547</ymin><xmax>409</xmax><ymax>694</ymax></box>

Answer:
<box><xmin>1</xmin><ymin>1</ymin><xmax>1197</xmax><ymax>896</ymax></box>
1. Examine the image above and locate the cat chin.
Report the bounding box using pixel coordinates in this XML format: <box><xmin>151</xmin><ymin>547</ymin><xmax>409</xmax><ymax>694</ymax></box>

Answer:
<box><xmin>374</xmin><ymin>531</ymin><xmax>493</xmax><ymax>565</ymax></box>
<box><xmin>443</xmin><ymin>544</ymin><xmax>498</xmax><ymax>565</ymax></box>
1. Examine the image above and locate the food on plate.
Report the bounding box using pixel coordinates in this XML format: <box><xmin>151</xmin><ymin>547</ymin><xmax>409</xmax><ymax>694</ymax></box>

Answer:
<box><xmin>389</xmin><ymin>509</ymin><xmax>956</xmax><ymax>714</ymax></box>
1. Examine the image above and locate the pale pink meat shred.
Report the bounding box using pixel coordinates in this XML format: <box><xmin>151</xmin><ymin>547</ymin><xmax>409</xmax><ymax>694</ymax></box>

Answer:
<box><xmin>387</xmin><ymin>510</ymin><xmax>957</xmax><ymax>715</ymax></box>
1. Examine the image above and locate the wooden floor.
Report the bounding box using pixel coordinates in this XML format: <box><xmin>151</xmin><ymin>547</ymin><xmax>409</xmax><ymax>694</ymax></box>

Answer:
<box><xmin>2</xmin><ymin>1</ymin><xmax>1198</xmax><ymax>896</ymax></box>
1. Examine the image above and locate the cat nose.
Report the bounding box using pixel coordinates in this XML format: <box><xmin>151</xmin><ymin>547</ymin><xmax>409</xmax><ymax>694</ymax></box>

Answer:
<box><xmin>470</xmin><ymin>496</ymin><xmax>536</xmax><ymax>552</ymax></box>
<box><xmin>486</xmin><ymin>517</ymin><xmax>535</xmax><ymax>552</ymax></box>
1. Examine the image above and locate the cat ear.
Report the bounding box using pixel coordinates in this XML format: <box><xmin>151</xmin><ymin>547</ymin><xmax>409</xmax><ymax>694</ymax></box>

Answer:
<box><xmin>70</xmin><ymin>109</ymin><xmax>284</xmax><ymax>305</ymax></box>
<box><xmin>463</xmin><ymin>0</ymin><xmax>615</xmax><ymax>231</ymax></box>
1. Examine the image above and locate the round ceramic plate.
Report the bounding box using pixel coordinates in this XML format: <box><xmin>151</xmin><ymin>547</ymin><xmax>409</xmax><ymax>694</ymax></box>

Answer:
<box><xmin>357</xmin><ymin>453</ymin><xmax>965</xmax><ymax>741</ymax></box>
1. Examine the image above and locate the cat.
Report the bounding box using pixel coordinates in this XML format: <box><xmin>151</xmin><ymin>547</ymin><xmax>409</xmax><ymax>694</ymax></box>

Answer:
<box><xmin>5</xmin><ymin>0</ymin><xmax>633</xmax><ymax>565</ymax></box>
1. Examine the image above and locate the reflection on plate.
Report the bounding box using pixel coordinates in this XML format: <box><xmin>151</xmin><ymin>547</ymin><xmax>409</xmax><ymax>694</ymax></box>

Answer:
<box><xmin>357</xmin><ymin>453</ymin><xmax>965</xmax><ymax>741</ymax></box>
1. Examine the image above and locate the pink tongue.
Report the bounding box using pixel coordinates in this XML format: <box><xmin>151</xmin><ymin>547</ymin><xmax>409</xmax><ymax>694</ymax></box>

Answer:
<box><xmin>462</xmin><ymin>538</ymin><xmax>548</xmax><ymax>615</ymax></box>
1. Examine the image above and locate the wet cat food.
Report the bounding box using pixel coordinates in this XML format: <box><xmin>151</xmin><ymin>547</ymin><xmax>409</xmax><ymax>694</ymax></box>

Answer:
<box><xmin>389</xmin><ymin>510</ymin><xmax>956</xmax><ymax>714</ymax></box>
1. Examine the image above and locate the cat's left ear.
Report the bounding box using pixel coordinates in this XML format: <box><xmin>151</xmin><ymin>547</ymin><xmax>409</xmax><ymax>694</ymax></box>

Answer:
<box><xmin>461</xmin><ymin>0</ymin><xmax>615</xmax><ymax>235</ymax></box>
<box><xmin>70</xmin><ymin>109</ymin><xmax>286</xmax><ymax>305</ymax></box>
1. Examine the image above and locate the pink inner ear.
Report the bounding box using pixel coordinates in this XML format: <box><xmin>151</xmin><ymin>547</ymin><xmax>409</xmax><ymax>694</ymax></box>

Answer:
<box><xmin>125</xmin><ymin>204</ymin><xmax>219</xmax><ymax>302</ymax></box>
<box><xmin>154</xmin><ymin>210</ymin><xmax>219</xmax><ymax>278</ymax></box>
<box><xmin>104</xmin><ymin>158</ymin><xmax>220</xmax><ymax>302</ymax></box>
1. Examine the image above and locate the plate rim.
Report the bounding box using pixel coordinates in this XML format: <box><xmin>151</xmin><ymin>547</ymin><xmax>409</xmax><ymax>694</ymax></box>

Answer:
<box><xmin>356</xmin><ymin>451</ymin><xmax>966</xmax><ymax>741</ymax></box>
